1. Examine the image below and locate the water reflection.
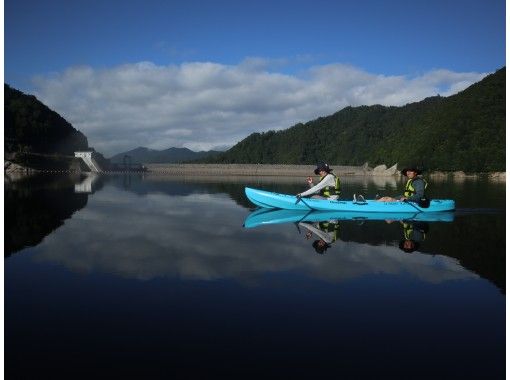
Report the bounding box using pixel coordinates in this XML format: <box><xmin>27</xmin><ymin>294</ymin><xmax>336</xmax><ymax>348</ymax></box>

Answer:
<box><xmin>5</xmin><ymin>174</ymin><xmax>95</xmax><ymax>257</ymax></box>
<box><xmin>299</xmin><ymin>219</ymin><xmax>340</xmax><ymax>254</ymax></box>
<box><xmin>241</xmin><ymin>207</ymin><xmax>472</xmax><ymax>283</ymax></box>
<box><xmin>244</xmin><ymin>208</ymin><xmax>454</xmax><ymax>255</ymax></box>
<box><xmin>243</xmin><ymin>208</ymin><xmax>455</xmax><ymax>226</ymax></box>
<box><xmin>8</xmin><ymin>178</ymin><xmax>471</xmax><ymax>285</ymax></box>
<box><xmin>302</xmin><ymin>218</ymin><xmax>430</xmax><ymax>255</ymax></box>
<box><xmin>74</xmin><ymin>173</ymin><xmax>100</xmax><ymax>193</ymax></box>
<box><xmin>5</xmin><ymin>174</ymin><xmax>505</xmax><ymax>379</ymax></box>
<box><xmin>5</xmin><ymin>174</ymin><xmax>505</xmax><ymax>291</ymax></box>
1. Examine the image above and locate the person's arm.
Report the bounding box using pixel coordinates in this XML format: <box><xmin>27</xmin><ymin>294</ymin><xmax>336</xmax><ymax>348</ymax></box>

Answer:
<box><xmin>299</xmin><ymin>174</ymin><xmax>334</xmax><ymax>197</ymax></box>
<box><xmin>298</xmin><ymin>222</ymin><xmax>334</xmax><ymax>243</ymax></box>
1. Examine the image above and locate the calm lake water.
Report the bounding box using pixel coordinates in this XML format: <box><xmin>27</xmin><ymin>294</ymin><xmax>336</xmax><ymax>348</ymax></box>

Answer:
<box><xmin>5</xmin><ymin>173</ymin><xmax>506</xmax><ymax>379</ymax></box>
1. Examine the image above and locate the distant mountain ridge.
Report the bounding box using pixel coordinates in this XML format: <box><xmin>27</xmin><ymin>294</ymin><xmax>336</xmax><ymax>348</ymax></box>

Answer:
<box><xmin>109</xmin><ymin>146</ymin><xmax>222</xmax><ymax>164</ymax></box>
<box><xmin>202</xmin><ymin>67</ymin><xmax>505</xmax><ymax>172</ymax></box>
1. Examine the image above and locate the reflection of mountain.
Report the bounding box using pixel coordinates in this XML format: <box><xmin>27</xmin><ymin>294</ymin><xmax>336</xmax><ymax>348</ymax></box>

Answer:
<box><xmin>102</xmin><ymin>174</ymin><xmax>299</xmax><ymax>209</ymax></box>
<box><xmin>32</xmin><ymin>207</ymin><xmax>467</xmax><ymax>283</ymax></box>
<box><xmin>5</xmin><ymin>175</ymin><xmax>90</xmax><ymax>257</ymax></box>
<box><xmin>300</xmin><ymin>215</ymin><xmax>505</xmax><ymax>292</ymax></box>
<box><xmin>8</xmin><ymin>176</ymin><xmax>504</xmax><ymax>293</ymax></box>
<box><xmin>96</xmin><ymin>175</ymin><xmax>505</xmax><ymax>292</ymax></box>
<box><xmin>427</xmin><ymin>214</ymin><xmax>505</xmax><ymax>292</ymax></box>
<box><xmin>24</xmin><ymin>183</ymin><xmax>478</xmax><ymax>289</ymax></box>
<box><xmin>244</xmin><ymin>208</ymin><xmax>505</xmax><ymax>292</ymax></box>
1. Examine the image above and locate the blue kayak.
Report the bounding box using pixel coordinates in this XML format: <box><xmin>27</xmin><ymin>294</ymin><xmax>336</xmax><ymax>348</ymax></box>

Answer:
<box><xmin>244</xmin><ymin>208</ymin><xmax>455</xmax><ymax>228</ymax></box>
<box><xmin>245</xmin><ymin>187</ymin><xmax>455</xmax><ymax>212</ymax></box>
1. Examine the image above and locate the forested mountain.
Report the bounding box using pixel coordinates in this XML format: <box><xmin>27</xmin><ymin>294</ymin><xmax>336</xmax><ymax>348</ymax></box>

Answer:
<box><xmin>204</xmin><ymin>67</ymin><xmax>505</xmax><ymax>172</ymax></box>
<box><xmin>5</xmin><ymin>84</ymin><xmax>89</xmax><ymax>155</ymax></box>
<box><xmin>109</xmin><ymin>146</ymin><xmax>221</xmax><ymax>164</ymax></box>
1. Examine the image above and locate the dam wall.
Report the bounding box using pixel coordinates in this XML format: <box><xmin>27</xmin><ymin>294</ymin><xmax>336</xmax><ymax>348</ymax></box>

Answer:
<box><xmin>145</xmin><ymin>163</ymin><xmax>398</xmax><ymax>176</ymax></box>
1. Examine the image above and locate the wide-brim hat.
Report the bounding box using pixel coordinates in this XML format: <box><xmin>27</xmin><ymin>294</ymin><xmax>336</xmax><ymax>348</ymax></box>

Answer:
<box><xmin>399</xmin><ymin>239</ymin><xmax>420</xmax><ymax>253</ymax></box>
<box><xmin>314</xmin><ymin>162</ymin><xmax>332</xmax><ymax>175</ymax></box>
<box><xmin>400</xmin><ymin>167</ymin><xmax>423</xmax><ymax>176</ymax></box>
<box><xmin>312</xmin><ymin>240</ymin><xmax>331</xmax><ymax>254</ymax></box>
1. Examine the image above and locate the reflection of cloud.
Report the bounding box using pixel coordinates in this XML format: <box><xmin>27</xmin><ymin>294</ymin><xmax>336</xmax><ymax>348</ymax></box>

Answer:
<box><xmin>321</xmin><ymin>242</ymin><xmax>475</xmax><ymax>284</ymax></box>
<box><xmin>33</xmin><ymin>185</ymin><xmax>477</xmax><ymax>284</ymax></box>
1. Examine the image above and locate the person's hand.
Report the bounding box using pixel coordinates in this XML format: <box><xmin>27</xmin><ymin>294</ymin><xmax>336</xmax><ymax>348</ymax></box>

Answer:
<box><xmin>296</xmin><ymin>193</ymin><xmax>302</xmax><ymax>198</ymax></box>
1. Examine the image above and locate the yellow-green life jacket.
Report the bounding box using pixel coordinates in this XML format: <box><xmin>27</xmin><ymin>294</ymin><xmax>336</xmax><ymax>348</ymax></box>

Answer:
<box><xmin>403</xmin><ymin>222</ymin><xmax>426</xmax><ymax>241</ymax></box>
<box><xmin>318</xmin><ymin>221</ymin><xmax>341</xmax><ymax>242</ymax></box>
<box><xmin>319</xmin><ymin>175</ymin><xmax>341</xmax><ymax>197</ymax></box>
<box><xmin>403</xmin><ymin>178</ymin><xmax>428</xmax><ymax>198</ymax></box>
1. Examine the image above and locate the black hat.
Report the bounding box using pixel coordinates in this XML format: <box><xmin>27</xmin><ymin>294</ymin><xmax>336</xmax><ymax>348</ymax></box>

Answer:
<box><xmin>400</xmin><ymin>166</ymin><xmax>423</xmax><ymax>176</ymax></box>
<box><xmin>399</xmin><ymin>239</ymin><xmax>420</xmax><ymax>253</ymax></box>
<box><xmin>312</xmin><ymin>239</ymin><xmax>331</xmax><ymax>254</ymax></box>
<box><xmin>314</xmin><ymin>162</ymin><xmax>332</xmax><ymax>175</ymax></box>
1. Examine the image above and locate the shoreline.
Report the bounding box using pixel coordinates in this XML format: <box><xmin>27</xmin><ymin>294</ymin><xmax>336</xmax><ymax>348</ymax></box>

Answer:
<box><xmin>145</xmin><ymin>163</ymin><xmax>506</xmax><ymax>182</ymax></box>
<box><xmin>4</xmin><ymin>161</ymin><xmax>506</xmax><ymax>182</ymax></box>
<box><xmin>146</xmin><ymin>163</ymin><xmax>373</xmax><ymax>176</ymax></box>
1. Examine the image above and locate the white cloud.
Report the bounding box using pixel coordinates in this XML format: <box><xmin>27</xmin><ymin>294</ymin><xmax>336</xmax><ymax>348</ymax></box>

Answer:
<box><xmin>32</xmin><ymin>61</ymin><xmax>487</xmax><ymax>156</ymax></box>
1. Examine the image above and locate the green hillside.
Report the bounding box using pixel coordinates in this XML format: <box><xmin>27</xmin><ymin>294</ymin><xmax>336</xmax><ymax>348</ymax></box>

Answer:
<box><xmin>205</xmin><ymin>67</ymin><xmax>505</xmax><ymax>172</ymax></box>
<box><xmin>5</xmin><ymin>84</ymin><xmax>89</xmax><ymax>155</ymax></box>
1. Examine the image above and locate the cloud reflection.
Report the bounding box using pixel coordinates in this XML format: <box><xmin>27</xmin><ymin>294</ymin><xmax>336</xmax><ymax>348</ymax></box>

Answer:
<box><xmin>32</xmin><ymin>184</ymin><xmax>477</xmax><ymax>284</ymax></box>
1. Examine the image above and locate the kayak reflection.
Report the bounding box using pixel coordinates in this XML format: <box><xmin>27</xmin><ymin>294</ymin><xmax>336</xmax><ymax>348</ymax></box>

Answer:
<box><xmin>244</xmin><ymin>208</ymin><xmax>454</xmax><ymax>255</ymax></box>
<box><xmin>243</xmin><ymin>208</ymin><xmax>455</xmax><ymax>228</ymax></box>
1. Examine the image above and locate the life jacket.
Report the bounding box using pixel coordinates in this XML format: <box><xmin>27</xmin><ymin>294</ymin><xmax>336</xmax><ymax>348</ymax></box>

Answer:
<box><xmin>318</xmin><ymin>221</ymin><xmax>341</xmax><ymax>242</ymax></box>
<box><xmin>319</xmin><ymin>174</ymin><xmax>341</xmax><ymax>197</ymax></box>
<box><xmin>403</xmin><ymin>177</ymin><xmax>428</xmax><ymax>198</ymax></box>
<box><xmin>402</xmin><ymin>222</ymin><xmax>427</xmax><ymax>241</ymax></box>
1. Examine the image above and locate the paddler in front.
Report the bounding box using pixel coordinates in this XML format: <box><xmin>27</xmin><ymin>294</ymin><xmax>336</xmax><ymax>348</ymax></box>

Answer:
<box><xmin>297</xmin><ymin>162</ymin><xmax>341</xmax><ymax>200</ymax></box>
<box><xmin>377</xmin><ymin>166</ymin><xmax>428</xmax><ymax>203</ymax></box>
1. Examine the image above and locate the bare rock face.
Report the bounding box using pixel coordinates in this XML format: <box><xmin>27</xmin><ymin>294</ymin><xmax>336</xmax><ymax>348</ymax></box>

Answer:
<box><xmin>373</xmin><ymin>164</ymin><xmax>387</xmax><ymax>173</ymax></box>
<box><xmin>372</xmin><ymin>163</ymin><xmax>398</xmax><ymax>176</ymax></box>
<box><xmin>429</xmin><ymin>171</ymin><xmax>449</xmax><ymax>180</ymax></box>
<box><xmin>4</xmin><ymin>161</ymin><xmax>38</xmax><ymax>182</ymax></box>
<box><xmin>488</xmin><ymin>172</ymin><xmax>506</xmax><ymax>182</ymax></box>
<box><xmin>5</xmin><ymin>161</ymin><xmax>35</xmax><ymax>174</ymax></box>
<box><xmin>386</xmin><ymin>163</ymin><xmax>399</xmax><ymax>175</ymax></box>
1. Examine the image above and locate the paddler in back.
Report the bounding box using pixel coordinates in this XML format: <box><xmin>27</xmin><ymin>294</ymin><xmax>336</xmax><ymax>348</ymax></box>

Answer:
<box><xmin>297</xmin><ymin>162</ymin><xmax>341</xmax><ymax>200</ymax></box>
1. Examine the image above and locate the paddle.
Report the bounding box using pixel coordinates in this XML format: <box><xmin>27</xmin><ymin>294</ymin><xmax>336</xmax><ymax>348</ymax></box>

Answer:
<box><xmin>403</xmin><ymin>199</ymin><xmax>424</xmax><ymax>213</ymax></box>
<box><xmin>295</xmin><ymin>195</ymin><xmax>313</xmax><ymax>209</ymax></box>
<box><xmin>294</xmin><ymin>209</ymin><xmax>314</xmax><ymax>234</ymax></box>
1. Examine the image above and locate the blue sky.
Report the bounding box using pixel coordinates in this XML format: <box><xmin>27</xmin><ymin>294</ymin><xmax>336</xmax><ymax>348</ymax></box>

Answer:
<box><xmin>5</xmin><ymin>0</ymin><xmax>506</xmax><ymax>155</ymax></box>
